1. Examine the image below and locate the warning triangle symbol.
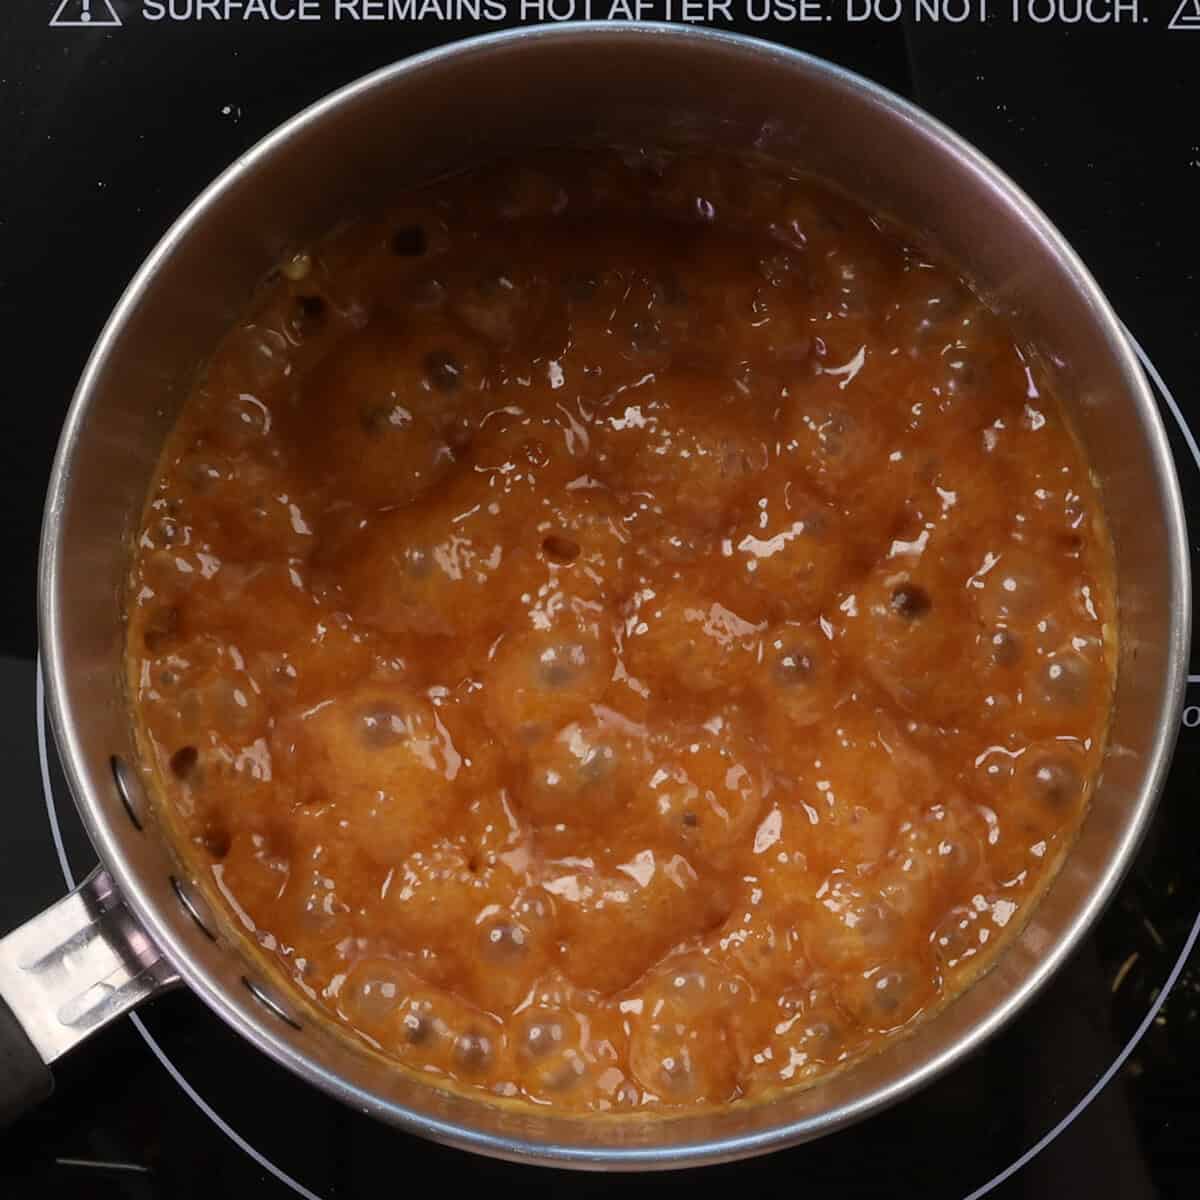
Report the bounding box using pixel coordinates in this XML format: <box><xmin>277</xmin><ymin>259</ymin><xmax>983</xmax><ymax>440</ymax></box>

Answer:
<box><xmin>1170</xmin><ymin>0</ymin><xmax>1200</xmax><ymax>29</ymax></box>
<box><xmin>50</xmin><ymin>0</ymin><xmax>122</xmax><ymax>26</ymax></box>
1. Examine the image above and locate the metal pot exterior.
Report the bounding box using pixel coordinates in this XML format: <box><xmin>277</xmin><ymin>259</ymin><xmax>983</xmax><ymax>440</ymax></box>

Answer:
<box><xmin>19</xmin><ymin>23</ymin><xmax>1189</xmax><ymax>1167</ymax></box>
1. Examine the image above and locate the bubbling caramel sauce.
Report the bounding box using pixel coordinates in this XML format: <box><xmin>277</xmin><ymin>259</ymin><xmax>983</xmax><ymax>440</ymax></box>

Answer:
<box><xmin>127</xmin><ymin>148</ymin><xmax>1116</xmax><ymax>1112</ymax></box>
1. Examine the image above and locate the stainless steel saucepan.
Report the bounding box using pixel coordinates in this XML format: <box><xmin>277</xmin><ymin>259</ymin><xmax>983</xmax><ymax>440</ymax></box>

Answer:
<box><xmin>0</xmin><ymin>22</ymin><xmax>1188</xmax><ymax>1168</ymax></box>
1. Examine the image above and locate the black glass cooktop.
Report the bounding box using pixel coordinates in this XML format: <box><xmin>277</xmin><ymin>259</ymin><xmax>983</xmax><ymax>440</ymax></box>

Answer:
<box><xmin>2</xmin><ymin>7</ymin><xmax>1198</xmax><ymax>1198</ymax></box>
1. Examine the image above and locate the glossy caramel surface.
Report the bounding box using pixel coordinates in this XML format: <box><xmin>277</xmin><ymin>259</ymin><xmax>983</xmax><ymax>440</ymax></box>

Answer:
<box><xmin>127</xmin><ymin>149</ymin><xmax>1116</xmax><ymax>1112</ymax></box>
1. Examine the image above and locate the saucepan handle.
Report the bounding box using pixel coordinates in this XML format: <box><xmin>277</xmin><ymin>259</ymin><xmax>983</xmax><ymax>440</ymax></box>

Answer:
<box><xmin>0</xmin><ymin>866</ymin><xmax>179</xmax><ymax>1124</ymax></box>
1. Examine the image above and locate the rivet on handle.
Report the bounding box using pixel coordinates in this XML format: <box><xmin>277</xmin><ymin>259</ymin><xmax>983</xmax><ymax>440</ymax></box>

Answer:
<box><xmin>110</xmin><ymin>756</ymin><xmax>145</xmax><ymax>831</ymax></box>
<box><xmin>169</xmin><ymin>876</ymin><xmax>216</xmax><ymax>942</ymax></box>
<box><xmin>243</xmin><ymin>977</ymin><xmax>302</xmax><ymax>1031</ymax></box>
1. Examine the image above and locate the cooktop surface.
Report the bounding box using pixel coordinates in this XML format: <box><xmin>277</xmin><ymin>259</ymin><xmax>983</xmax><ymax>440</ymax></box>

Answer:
<box><xmin>1</xmin><ymin>6</ymin><xmax>1198</xmax><ymax>1198</ymax></box>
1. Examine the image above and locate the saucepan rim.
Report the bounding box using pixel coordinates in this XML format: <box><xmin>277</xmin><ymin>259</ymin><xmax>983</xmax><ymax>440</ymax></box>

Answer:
<box><xmin>38</xmin><ymin>20</ymin><xmax>1190</xmax><ymax>1168</ymax></box>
